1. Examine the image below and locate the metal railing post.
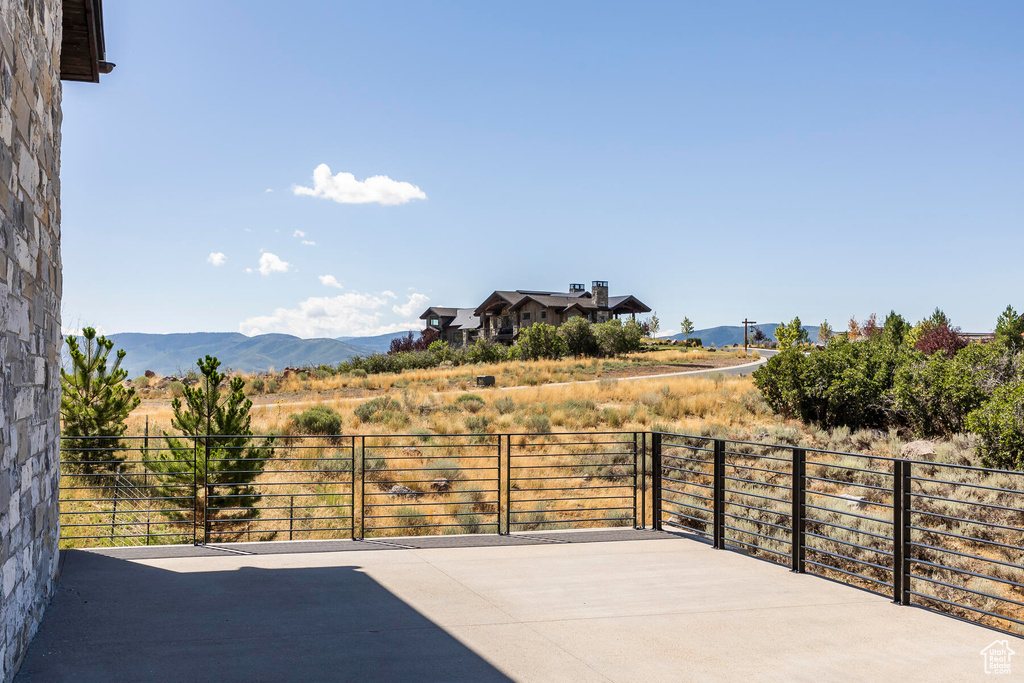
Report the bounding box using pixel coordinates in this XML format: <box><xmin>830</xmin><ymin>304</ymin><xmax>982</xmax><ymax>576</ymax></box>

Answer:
<box><xmin>192</xmin><ymin>437</ymin><xmax>199</xmax><ymax>546</ymax></box>
<box><xmin>355</xmin><ymin>436</ymin><xmax>365</xmax><ymax>540</ymax></box>
<box><xmin>497</xmin><ymin>434</ymin><xmax>506</xmax><ymax>535</ymax></box>
<box><xmin>633</xmin><ymin>432</ymin><xmax>640</xmax><ymax>529</ymax></box>
<box><xmin>713</xmin><ymin>439</ymin><xmax>725</xmax><ymax>549</ymax></box>
<box><xmin>504</xmin><ymin>434</ymin><xmax>512</xmax><ymax>535</ymax></box>
<box><xmin>791</xmin><ymin>447</ymin><xmax>806</xmax><ymax>573</ymax></box>
<box><xmin>203</xmin><ymin>434</ymin><xmax>211</xmax><ymax>545</ymax></box>
<box><xmin>639</xmin><ymin>432</ymin><xmax>646</xmax><ymax>529</ymax></box>
<box><xmin>651</xmin><ymin>432</ymin><xmax>662</xmax><ymax>530</ymax></box>
<box><xmin>893</xmin><ymin>459</ymin><xmax>912</xmax><ymax>605</ymax></box>
<box><xmin>350</xmin><ymin>437</ymin><xmax>356</xmax><ymax>540</ymax></box>
<box><xmin>289</xmin><ymin>495</ymin><xmax>295</xmax><ymax>541</ymax></box>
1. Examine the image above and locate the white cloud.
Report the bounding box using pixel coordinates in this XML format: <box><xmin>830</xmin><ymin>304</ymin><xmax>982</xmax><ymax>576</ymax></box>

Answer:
<box><xmin>301</xmin><ymin>239</ymin><xmax>316</xmax><ymax>246</ymax></box>
<box><xmin>207</xmin><ymin>252</ymin><xmax>227</xmax><ymax>267</ymax></box>
<box><xmin>392</xmin><ymin>292</ymin><xmax>429</xmax><ymax>317</ymax></box>
<box><xmin>257</xmin><ymin>252</ymin><xmax>291</xmax><ymax>276</ymax></box>
<box><xmin>293</xmin><ymin>163</ymin><xmax>427</xmax><ymax>206</ymax></box>
<box><xmin>265</xmin><ymin>188</ymin><xmax>273</xmax><ymax>193</ymax></box>
<box><xmin>319</xmin><ymin>274</ymin><xmax>342</xmax><ymax>289</ymax></box>
<box><xmin>239</xmin><ymin>290</ymin><xmax>427</xmax><ymax>338</ymax></box>
<box><xmin>293</xmin><ymin>230</ymin><xmax>305</xmax><ymax>238</ymax></box>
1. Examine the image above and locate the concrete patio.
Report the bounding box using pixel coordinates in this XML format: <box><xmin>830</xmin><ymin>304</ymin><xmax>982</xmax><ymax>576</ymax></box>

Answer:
<box><xmin>17</xmin><ymin>530</ymin><xmax>1022</xmax><ymax>682</ymax></box>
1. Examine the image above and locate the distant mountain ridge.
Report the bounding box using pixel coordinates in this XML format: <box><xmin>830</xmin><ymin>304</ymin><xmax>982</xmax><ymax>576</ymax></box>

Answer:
<box><xmin>665</xmin><ymin>324</ymin><xmax>821</xmax><ymax>347</ymax></box>
<box><xmin>90</xmin><ymin>331</ymin><xmax>413</xmax><ymax>377</ymax></box>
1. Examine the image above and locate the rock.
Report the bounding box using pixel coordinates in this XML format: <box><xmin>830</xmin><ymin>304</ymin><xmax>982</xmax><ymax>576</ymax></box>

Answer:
<box><xmin>388</xmin><ymin>485</ymin><xmax>419</xmax><ymax>498</ymax></box>
<box><xmin>901</xmin><ymin>440</ymin><xmax>937</xmax><ymax>459</ymax></box>
<box><xmin>430</xmin><ymin>478</ymin><xmax>451</xmax><ymax>493</ymax></box>
<box><xmin>838</xmin><ymin>494</ymin><xmax>868</xmax><ymax>510</ymax></box>
<box><xmin>144</xmin><ymin>369</ymin><xmax>156</xmax><ymax>378</ymax></box>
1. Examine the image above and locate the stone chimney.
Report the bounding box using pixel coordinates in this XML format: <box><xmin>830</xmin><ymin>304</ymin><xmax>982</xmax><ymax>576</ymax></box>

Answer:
<box><xmin>592</xmin><ymin>281</ymin><xmax>609</xmax><ymax>322</ymax></box>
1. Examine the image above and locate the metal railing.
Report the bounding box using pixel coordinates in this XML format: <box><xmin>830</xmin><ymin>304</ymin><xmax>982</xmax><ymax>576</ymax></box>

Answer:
<box><xmin>59</xmin><ymin>430</ymin><xmax>1024</xmax><ymax>635</ymax></box>
<box><xmin>650</xmin><ymin>432</ymin><xmax>1024</xmax><ymax>637</ymax></box>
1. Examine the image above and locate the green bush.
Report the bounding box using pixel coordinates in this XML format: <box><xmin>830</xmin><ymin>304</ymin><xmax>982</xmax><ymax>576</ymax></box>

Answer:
<box><xmin>290</xmin><ymin>406</ymin><xmax>343</xmax><ymax>435</ymax></box>
<box><xmin>515</xmin><ymin>323</ymin><xmax>568</xmax><ymax>360</ymax></box>
<box><xmin>168</xmin><ymin>381</ymin><xmax>185</xmax><ymax>398</ymax></box>
<box><xmin>559</xmin><ymin>316</ymin><xmax>599</xmax><ymax>357</ymax></box>
<box><xmin>967</xmin><ymin>380</ymin><xmax>1024</xmax><ymax>470</ymax></box>
<box><xmin>464</xmin><ymin>338</ymin><xmax>505</xmax><ymax>364</ymax></box>
<box><xmin>133</xmin><ymin>376</ymin><xmax>150</xmax><ymax>388</ymax></box>
<box><xmin>493</xmin><ymin>396</ymin><xmax>516</xmax><ymax>414</ymax></box>
<box><xmin>527</xmin><ymin>414</ymin><xmax>551</xmax><ymax>433</ymax></box>
<box><xmin>594</xmin><ymin>319</ymin><xmax>645</xmax><ymax>357</ymax></box>
<box><xmin>465</xmin><ymin>415</ymin><xmax>490</xmax><ymax>432</ymax></box>
<box><xmin>354</xmin><ymin>397</ymin><xmax>404</xmax><ymax>423</ymax></box>
<box><xmin>250</xmin><ymin>377</ymin><xmax>265</xmax><ymax>393</ymax></box>
<box><xmin>265</xmin><ymin>378</ymin><xmax>280</xmax><ymax>393</ymax></box>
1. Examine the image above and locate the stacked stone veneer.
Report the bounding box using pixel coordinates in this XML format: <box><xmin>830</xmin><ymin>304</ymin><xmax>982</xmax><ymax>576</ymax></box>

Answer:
<box><xmin>0</xmin><ymin>1</ymin><xmax>63</xmax><ymax>681</ymax></box>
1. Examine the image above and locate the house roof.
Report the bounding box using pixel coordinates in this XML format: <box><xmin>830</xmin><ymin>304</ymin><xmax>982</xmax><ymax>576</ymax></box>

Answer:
<box><xmin>419</xmin><ymin>307</ymin><xmax>458</xmax><ymax>320</ymax></box>
<box><xmin>475</xmin><ymin>289</ymin><xmax>650</xmax><ymax>316</ymax></box>
<box><xmin>61</xmin><ymin>0</ymin><xmax>115</xmax><ymax>82</ymax></box>
<box><xmin>450</xmin><ymin>309</ymin><xmax>481</xmax><ymax>330</ymax></box>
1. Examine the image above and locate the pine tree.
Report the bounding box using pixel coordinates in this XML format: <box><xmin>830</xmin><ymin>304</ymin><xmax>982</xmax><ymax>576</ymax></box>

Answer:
<box><xmin>60</xmin><ymin>328</ymin><xmax>140</xmax><ymax>474</ymax></box>
<box><xmin>146</xmin><ymin>355</ymin><xmax>271</xmax><ymax>525</ymax></box>
<box><xmin>994</xmin><ymin>305</ymin><xmax>1024</xmax><ymax>353</ymax></box>
<box><xmin>817</xmin><ymin>320</ymin><xmax>834</xmax><ymax>345</ymax></box>
<box><xmin>680</xmin><ymin>317</ymin><xmax>695</xmax><ymax>340</ymax></box>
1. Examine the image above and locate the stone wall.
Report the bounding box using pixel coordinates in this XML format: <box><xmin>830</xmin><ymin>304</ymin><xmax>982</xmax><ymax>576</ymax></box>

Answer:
<box><xmin>0</xmin><ymin>1</ymin><xmax>63</xmax><ymax>681</ymax></box>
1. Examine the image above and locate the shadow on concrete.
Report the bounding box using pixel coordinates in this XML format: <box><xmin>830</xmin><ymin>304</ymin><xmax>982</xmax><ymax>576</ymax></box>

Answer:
<box><xmin>84</xmin><ymin>527</ymin><xmax>676</xmax><ymax>561</ymax></box>
<box><xmin>17</xmin><ymin>550</ymin><xmax>511</xmax><ymax>682</ymax></box>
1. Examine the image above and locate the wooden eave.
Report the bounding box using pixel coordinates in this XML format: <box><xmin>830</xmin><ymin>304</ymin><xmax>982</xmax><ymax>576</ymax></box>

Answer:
<box><xmin>61</xmin><ymin>0</ymin><xmax>112</xmax><ymax>83</ymax></box>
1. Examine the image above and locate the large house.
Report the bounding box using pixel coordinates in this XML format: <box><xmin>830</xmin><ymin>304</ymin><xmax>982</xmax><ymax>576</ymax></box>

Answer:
<box><xmin>420</xmin><ymin>281</ymin><xmax>651</xmax><ymax>346</ymax></box>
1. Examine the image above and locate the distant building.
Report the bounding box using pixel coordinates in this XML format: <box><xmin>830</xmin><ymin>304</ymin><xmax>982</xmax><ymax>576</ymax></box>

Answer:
<box><xmin>421</xmin><ymin>281</ymin><xmax>651</xmax><ymax>346</ymax></box>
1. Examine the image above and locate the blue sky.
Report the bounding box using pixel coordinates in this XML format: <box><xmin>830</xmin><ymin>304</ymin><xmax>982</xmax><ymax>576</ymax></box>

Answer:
<box><xmin>60</xmin><ymin>1</ymin><xmax>1024</xmax><ymax>338</ymax></box>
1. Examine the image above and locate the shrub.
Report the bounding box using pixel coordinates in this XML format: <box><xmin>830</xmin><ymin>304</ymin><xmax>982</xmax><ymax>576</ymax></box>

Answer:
<box><xmin>350</xmin><ymin>368</ymin><xmax>368</xmax><ymax>378</ymax></box>
<box><xmin>133</xmin><ymin>376</ymin><xmax>151</xmax><ymax>388</ymax></box>
<box><xmin>465</xmin><ymin>415</ymin><xmax>491</xmax><ymax>432</ymax></box>
<box><xmin>914</xmin><ymin>322</ymin><xmax>967</xmax><ymax>356</ymax></box>
<box><xmin>464</xmin><ymin>338</ymin><xmax>505</xmax><ymax>364</ymax></box>
<box><xmin>559</xmin><ymin>316</ymin><xmax>599</xmax><ymax>357</ymax></box>
<box><xmin>515</xmin><ymin>323</ymin><xmax>568</xmax><ymax>360</ymax></box>
<box><xmin>593</xmin><ymin>319</ymin><xmax>644</xmax><ymax>356</ymax></box>
<box><xmin>290</xmin><ymin>406</ymin><xmax>343</xmax><ymax>435</ymax></box>
<box><xmin>967</xmin><ymin>380</ymin><xmax>1024</xmax><ymax>470</ymax></box>
<box><xmin>168</xmin><ymin>381</ymin><xmax>185</xmax><ymax>398</ymax></box>
<box><xmin>527</xmin><ymin>414</ymin><xmax>551</xmax><ymax>433</ymax></box>
<box><xmin>493</xmin><ymin>396</ymin><xmax>516</xmax><ymax>414</ymax></box>
<box><xmin>250</xmin><ymin>377</ymin><xmax>265</xmax><ymax>393</ymax></box>
<box><xmin>354</xmin><ymin>397</ymin><xmax>404</xmax><ymax>423</ymax></box>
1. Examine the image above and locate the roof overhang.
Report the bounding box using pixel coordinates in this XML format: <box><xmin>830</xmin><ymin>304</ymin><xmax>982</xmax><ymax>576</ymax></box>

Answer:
<box><xmin>61</xmin><ymin>0</ymin><xmax>114</xmax><ymax>83</ymax></box>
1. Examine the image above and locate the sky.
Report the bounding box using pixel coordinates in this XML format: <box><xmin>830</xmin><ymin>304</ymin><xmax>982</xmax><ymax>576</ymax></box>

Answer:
<box><xmin>59</xmin><ymin>1</ymin><xmax>1024</xmax><ymax>338</ymax></box>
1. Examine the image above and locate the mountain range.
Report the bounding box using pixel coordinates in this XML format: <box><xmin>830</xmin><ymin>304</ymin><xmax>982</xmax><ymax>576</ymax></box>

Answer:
<box><xmin>665</xmin><ymin>324</ymin><xmax>821</xmax><ymax>347</ymax></box>
<box><xmin>92</xmin><ymin>324</ymin><xmax>823</xmax><ymax>378</ymax></box>
<box><xmin>96</xmin><ymin>331</ymin><xmax>417</xmax><ymax>378</ymax></box>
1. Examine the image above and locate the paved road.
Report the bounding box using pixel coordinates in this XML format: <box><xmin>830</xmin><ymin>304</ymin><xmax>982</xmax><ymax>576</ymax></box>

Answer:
<box><xmin>19</xmin><ymin>529</ymin><xmax>1018</xmax><ymax>682</ymax></box>
<box><xmin>249</xmin><ymin>348</ymin><xmax>779</xmax><ymax>413</ymax></box>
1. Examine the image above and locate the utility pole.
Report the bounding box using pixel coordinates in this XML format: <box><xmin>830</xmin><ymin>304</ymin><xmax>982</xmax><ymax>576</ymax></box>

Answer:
<box><xmin>743</xmin><ymin>319</ymin><xmax>757</xmax><ymax>355</ymax></box>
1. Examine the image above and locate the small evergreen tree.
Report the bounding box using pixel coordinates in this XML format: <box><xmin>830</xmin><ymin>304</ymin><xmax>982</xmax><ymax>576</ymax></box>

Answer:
<box><xmin>60</xmin><ymin>328</ymin><xmax>140</xmax><ymax>474</ymax></box>
<box><xmin>680</xmin><ymin>317</ymin><xmax>695</xmax><ymax>340</ymax></box>
<box><xmin>817</xmin><ymin>320</ymin><xmax>834</xmax><ymax>345</ymax></box>
<box><xmin>146</xmin><ymin>356</ymin><xmax>271</xmax><ymax>524</ymax></box>
<box><xmin>994</xmin><ymin>305</ymin><xmax>1024</xmax><ymax>354</ymax></box>
<box><xmin>775</xmin><ymin>317</ymin><xmax>809</xmax><ymax>349</ymax></box>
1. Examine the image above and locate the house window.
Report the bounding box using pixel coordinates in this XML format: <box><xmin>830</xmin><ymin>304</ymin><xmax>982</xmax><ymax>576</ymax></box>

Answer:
<box><xmin>429</xmin><ymin>318</ymin><xmax>439</xmax><ymax>327</ymax></box>
<box><xmin>522</xmin><ymin>312</ymin><xmax>531</xmax><ymax>321</ymax></box>
<box><xmin>540</xmin><ymin>311</ymin><xmax>547</xmax><ymax>320</ymax></box>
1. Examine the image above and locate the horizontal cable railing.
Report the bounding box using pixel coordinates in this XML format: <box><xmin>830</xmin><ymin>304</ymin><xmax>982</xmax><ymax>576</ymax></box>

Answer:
<box><xmin>650</xmin><ymin>432</ymin><xmax>1024</xmax><ymax>637</ymax></box>
<box><xmin>60</xmin><ymin>430</ymin><xmax>1024</xmax><ymax>635</ymax></box>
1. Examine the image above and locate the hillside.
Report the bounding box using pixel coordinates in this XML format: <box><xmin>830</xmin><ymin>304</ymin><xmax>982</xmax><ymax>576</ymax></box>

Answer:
<box><xmin>97</xmin><ymin>332</ymin><xmax>370</xmax><ymax>377</ymax></box>
<box><xmin>666</xmin><ymin>324</ymin><xmax>821</xmax><ymax>347</ymax></box>
<box><xmin>336</xmin><ymin>330</ymin><xmax>419</xmax><ymax>354</ymax></box>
